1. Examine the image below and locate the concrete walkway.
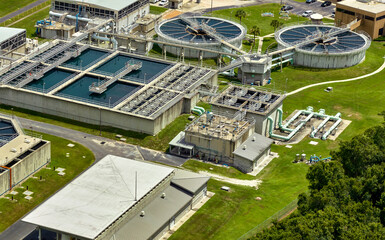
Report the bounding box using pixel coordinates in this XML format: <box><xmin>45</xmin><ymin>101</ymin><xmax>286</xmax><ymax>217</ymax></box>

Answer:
<box><xmin>0</xmin><ymin>0</ymin><xmax>49</xmax><ymax>24</ymax></box>
<box><xmin>287</xmin><ymin>57</ymin><xmax>385</xmax><ymax>96</ymax></box>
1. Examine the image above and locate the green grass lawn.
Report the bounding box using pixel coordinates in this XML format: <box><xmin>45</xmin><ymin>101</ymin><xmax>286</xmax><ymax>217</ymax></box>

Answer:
<box><xmin>8</xmin><ymin>7</ymin><xmax>50</xmax><ymax>38</ymax></box>
<box><xmin>0</xmin><ymin>133</ymin><xmax>94</xmax><ymax>232</ymax></box>
<box><xmin>0</xmin><ymin>106</ymin><xmax>191</xmax><ymax>152</ymax></box>
<box><xmin>266</xmin><ymin>41</ymin><xmax>385</xmax><ymax>93</ymax></box>
<box><xmin>0</xmin><ymin>0</ymin><xmax>38</xmax><ymax>17</ymax></box>
<box><xmin>150</xmin><ymin>5</ymin><xmax>168</xmax><ymax>15</ymax></box>
<box><xmin>182</xmin><ymin>160</ymin><xmax>257</xmax><ymax>180</ymax></box>
<box><xmin>170</xmin><ymin>44</ymin><xmax>385</xmax><ymax>239</ymax></box>
<box><xmin>210</xmin><ymin>4</ymin><xmax>308</xmax><ymax>36</ymax></box>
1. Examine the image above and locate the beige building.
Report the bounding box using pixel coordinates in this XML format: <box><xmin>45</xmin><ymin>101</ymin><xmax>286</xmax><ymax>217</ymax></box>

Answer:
<box><xmin>0</xmin><ymin>114</ymin><xmax>51</xmax><ymax>196</ymax></box>
<box><xmin>335</xmin><ymin>0</ymin><xmax>385</xmax><ymax>39</ymax></box>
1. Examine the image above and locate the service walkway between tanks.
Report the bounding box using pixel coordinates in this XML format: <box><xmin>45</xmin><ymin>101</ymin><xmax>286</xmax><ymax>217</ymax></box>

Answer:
<box><xmin>287</xmin><ymin>57</ymin><xmax>385</xmax><ymax>96</ymax></box>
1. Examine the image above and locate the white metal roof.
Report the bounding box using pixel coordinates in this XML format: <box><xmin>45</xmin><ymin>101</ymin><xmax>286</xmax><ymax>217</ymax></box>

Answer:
<box><xmin>62</xmin><ymin>0</ymin><xmax>139</xmax><ymax>11</ymax></box>
<box><xmin>22</xmin><ymin>155</ymin><xmax>174</xmax><ymax>239</ymax></box>
<box><xmin>0</xmin><ymin>27</ymin><xmax>25</xmax><ymax>44</ymax></box>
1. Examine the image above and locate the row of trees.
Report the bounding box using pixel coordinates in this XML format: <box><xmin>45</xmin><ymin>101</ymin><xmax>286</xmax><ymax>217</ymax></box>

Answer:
<box><xmin>253</xmin><ymin>112</ymin><xmax>385</xmax><ymax>239</ymax></box>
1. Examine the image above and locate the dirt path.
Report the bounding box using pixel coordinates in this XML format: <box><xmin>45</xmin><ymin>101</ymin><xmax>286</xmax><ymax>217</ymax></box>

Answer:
<box><xmin>199</xmin><ymin>171</ymin><xmax>262</xmax><ymax>189</ymax></box>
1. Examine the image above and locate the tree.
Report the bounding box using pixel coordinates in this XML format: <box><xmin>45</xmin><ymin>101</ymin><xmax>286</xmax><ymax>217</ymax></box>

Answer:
<box><xmin>249</xmin><ymin>25</ymin><xmax>261</xmax><ymax>43</ymax></box>
<box><xmin>270</xmin><ymin>20</ymin><xmax>283</xmax><ymax>32</ymax></box>
<box><xmin>235</xmin><ymin>10</ymin><xmax>246</xmax><ymax>24</ymax></box>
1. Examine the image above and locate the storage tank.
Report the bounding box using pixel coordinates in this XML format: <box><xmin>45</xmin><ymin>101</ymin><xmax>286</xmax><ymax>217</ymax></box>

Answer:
<box><xmin>155</xmin><ymin>16</ymin><xmax>246</xmax><ymax>58</ymax></box>
<box><xmin>275</xmin><ymin>24</ymin><xmax>371</xmax><ymax>68</ymax></box>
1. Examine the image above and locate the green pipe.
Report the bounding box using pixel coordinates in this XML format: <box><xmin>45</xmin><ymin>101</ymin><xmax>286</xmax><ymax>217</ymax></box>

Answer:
<box><xmin>194</xmin><ymin>106</ymin><xmax>205</xmax><ymax>113</ymax></box>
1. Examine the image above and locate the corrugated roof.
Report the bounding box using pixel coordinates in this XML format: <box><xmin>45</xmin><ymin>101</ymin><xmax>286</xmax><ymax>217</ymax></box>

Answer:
<box><xmin>22</xmin><ymin>155</ymin><xmax>174</xmax><ymax>239</ymax></box>
<box><xmin>62</xmin><ymin>0</ymin><xmax>139</xmax><ymax>11</ymax></box>
<box><xmin>171</xmin><ymin>169</ymin><xmax>210</xmax><ymax>194</ymax></box>
<box><xmin>113</xmin><ymin>185</ymin><xmax>192</xmax><ymax>240</ymax></box>
<box><xmin>0</xmin><ymin>27</ymin><xmax>25</xmax><ymax>44</ymax></box>
<box><xmin>233</xmin><ymin>133</ymin><xmax>273</xmax><ymax>161</ymax></box>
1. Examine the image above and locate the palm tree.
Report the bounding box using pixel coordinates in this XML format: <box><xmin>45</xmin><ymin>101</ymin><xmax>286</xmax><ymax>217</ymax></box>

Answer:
<box><xmin>235</xmin><ymin>10</ymin><xmax>246</xmax><ymax>24</ymax></box>
<box><xmin>249</xmin><ymin>26</ymin><xmax>261</xmax><ymax>43</ymax></box>
<box><xmin>270</xmin><ymin>20</ymin><xmax>283</xmax><ymax>31</ymax></box>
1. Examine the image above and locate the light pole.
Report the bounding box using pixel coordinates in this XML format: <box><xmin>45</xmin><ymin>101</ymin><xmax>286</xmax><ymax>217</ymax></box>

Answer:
<box><xmin>108</xmin><ymin>97</ymin><xmax>111</xmax><ymax>108</ymax></box>
<box><xmin>43</xmin><ymin>82</ymin><xmax>45</xmax><ymax>93</ymax></box>
<box><xmin>211</xmin><ymin>0</ymin><xmax>213</xmax><ymax>14</ymax></box>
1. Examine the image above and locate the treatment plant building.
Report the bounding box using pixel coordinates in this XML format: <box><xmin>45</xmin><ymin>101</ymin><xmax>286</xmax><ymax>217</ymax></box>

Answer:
<box><xmin>0</xmin><ymin>114</ymin><xmax>51</xmax><ymax>196</ymax></box>
<box><xmin>22</xmin><ymin>155</ymin><xmax>210</xmax><ymax>240</ymax></box>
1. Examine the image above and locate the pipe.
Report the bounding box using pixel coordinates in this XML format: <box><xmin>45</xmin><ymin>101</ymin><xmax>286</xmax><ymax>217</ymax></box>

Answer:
<box><xmin>194</xmin><ymin>106</ymin><xmax>205</xmax><ymax>113</ymax></box>
<box><xmin>92</xmin><ymin>33</ymin><xmax>117</xmax><ymax>50</ymax></box>
<box><xmin>49</xmin><ymin>11</ymin><xmax>91</xmax><ymax>22</ymax></box>
<box><xmin>193</xmin><ymin>107</ymin><xmax>204</xmax><ymax>115</ymax></box>
<box><xmin>322</xmin><ymin>118</ymin><xmax>342</xmax><ymax>140</ymax></box>
<box><xmin>268</xmin><ymin>112</ymin><xmax>314</xmax><ymax>141</ymax></box>
<box><xmin>192</xmin><ymin>109</ymin><xmax>202</xmax><ymax>116</ymax></box>
<box><xmin>310</xmin><ymin>116</ymin><xmax>331</xmax><ymax>138</ymax></box>
<box><xmin>76</xmin><ymin>6</ymin><xmax>81</xmax><ymax>32</ymax></box>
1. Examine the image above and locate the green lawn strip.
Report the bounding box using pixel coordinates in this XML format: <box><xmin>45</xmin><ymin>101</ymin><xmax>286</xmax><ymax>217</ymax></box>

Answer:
<box><xmin>8</xmin><ymin>8</ymin><xmax>50</xmax><ymax>39</ymax></box>
<box><xmin>261</xmin><ymin>37</ymin><xmax>277</xmax><ymax>53</ymax></box>
<box><xmin>149</xmin><ymin>5</ymin><xmax>168</xmax><ymax>15</ymax></box>
<box><xmin>182</xmin><ymin>160</ymin><xmax>257</xmax><ymax>180</ymax></box>
<box><xmin>0</xmin><ymin>133</ymin><xmax>94</xmax><ymax>232</ymax></box>
<box><xmin>0</xmin><ymin>0</ymin><xmax>38</xmax><ymax>18</ymax></box>
<box><xmin>0</xmin><ymin>105</ymin><xmax>190</xmax><ymax>152</ymax></box>
<box><xmin>210</xmin><ymin>4</ymin><xmax>308</xmax><ymax>36</ymax></box>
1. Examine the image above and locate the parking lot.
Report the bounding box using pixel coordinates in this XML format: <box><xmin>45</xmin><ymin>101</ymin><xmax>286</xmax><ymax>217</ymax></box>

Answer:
<box><xmin>285</xmin><ymin>0</ymin><xmax>335</xmax><ymax>18</ymax></box>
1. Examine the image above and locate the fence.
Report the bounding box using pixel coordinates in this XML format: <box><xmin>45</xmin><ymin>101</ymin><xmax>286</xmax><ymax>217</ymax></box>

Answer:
<box><xmin>2</xmin><ymin>0</ymin><xmax>51</xmax><ymax>27</ymax></box>
<box><xmin>237</xmin><ymin>198</ymin><xmax>298</xmax><ymax>240</ymax></box>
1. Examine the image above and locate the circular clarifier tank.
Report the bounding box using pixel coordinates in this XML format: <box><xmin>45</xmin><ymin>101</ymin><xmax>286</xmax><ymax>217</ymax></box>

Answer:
<box><xmin>155</xmin><ymin>16</ymin><xmax>246</xmax><ymax>58</ymax></box>
<box><xmin>275</xmin><ymin>24</ymin><xmax>371</xmax><ymax>68</ymax></box>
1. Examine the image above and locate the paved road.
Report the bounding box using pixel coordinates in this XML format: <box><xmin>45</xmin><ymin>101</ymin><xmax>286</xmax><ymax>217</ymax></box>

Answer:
<box><xmin>287</xmin><ymin>57</ymin><xmax>385</xmax><ymax>96</ymax></box>
<box><xmin>0</xmin><ymin>0</ymin><xmax>49</xmax><ymax>24</ymax></box>
<box><xmin>0</xmin><ymin>118</ymin><xmax>187</xmax><ymax>240</ymax></box>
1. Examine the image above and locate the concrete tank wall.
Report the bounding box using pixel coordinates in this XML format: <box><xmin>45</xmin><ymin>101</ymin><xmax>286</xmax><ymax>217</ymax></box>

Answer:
<box><xmin>292</xmin><ymin>49</ymin><xmax>367</xmax><ymax>69</ymax></box>
<box><xmin>12</xmin><ymin>141</ymin><xmax>51</xmax><ymax>186</ymax></box>
<box><xmin>0</xmin><ymin>87</ymin><xmax>189</xmax><ymax>136</ymax></box>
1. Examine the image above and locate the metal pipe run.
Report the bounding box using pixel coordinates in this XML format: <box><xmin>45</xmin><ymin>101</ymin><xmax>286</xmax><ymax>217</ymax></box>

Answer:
<box><xmin>92</xmin><ymin>33</ymin><xmax>117</xmax><ymax>50</ymax></box>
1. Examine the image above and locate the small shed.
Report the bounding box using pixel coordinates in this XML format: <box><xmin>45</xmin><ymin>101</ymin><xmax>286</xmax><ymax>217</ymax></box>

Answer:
<box><xmin>232</xmin><ymin>133</ymin><xmax>273</xmax><ymax>173</ymax></box>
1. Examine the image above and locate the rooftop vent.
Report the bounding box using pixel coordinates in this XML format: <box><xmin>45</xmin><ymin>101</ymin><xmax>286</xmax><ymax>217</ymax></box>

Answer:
<box><xmin>161</xmin><ymin>193</ymin><xmax>166</xmax><ymax>199</ymax></box>
<box><xmin>243</xmin><ymin>145</ymin><xmax>247</xmax><ymax>150</ymax></box>
<box><xmin>140</xmin><ymin>211</ymin><xmax>145</xmax><ymax>217</ymax></box>
<box><xmin>10</xmin><ymin>148</ymin><xmax>17</xmax><ymax>153</ymax></box>
<box><xmin>252</xmin><ymin>136</ymin><xmax>256</xmax><ymax>142</ymax></box>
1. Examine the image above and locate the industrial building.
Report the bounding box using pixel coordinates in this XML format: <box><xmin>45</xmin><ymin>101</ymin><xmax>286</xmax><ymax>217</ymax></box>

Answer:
<box><xmin>210</xmin><ymin>85</ymin><xmax>285</xmax><ymax>137</ymax></box>
<box><xmin>275</xmin><ymin>24</ymin><xmax>371</xmax><ymax>68</ymax></box>
<box><xmin>22</xmin><ymin>155</ymin><xmax>210</xmax><ymax>240</ymax></box>
<box><xmin>0</xmin><ymin>114</ymin><xmax>51</xmax><ymax>196</ymax></box>
<box><xmin>50</xmin><ymin>0</ymin><xmax>150</xmax><ymax>33</ymax></box>
<box><xmin>0</xmin><ymin>39</ymin><xmax>217</xmax><ymax>135</ymax></box>
<box><xmin>335</xmin><ymin>0</ymin><xmax>385</xmax><ymax>39</ymax></box>
<box><xmin>169</xmin><ymin>112</ymin><xmax>273</xmax><ymax>173</ymax></box>
<box><xmin>0</xmin><ymin>27</ymin><xmax>27</xmax><ymax>67</ymax></box>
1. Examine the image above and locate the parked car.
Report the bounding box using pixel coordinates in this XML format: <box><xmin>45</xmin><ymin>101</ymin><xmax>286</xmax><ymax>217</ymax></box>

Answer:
<box><xmin>302</xmin><ymin>10</ymin><xmax>314</xmax><ymax>17</ymax></box>
<box><xmin>281</xmin><ymin>5</ymin><xmax>294</xmax><ymax>11</ymax></box>
<box><xmin>306</xmin><ymin>0</ymin><xmax>316</xmax><ymax>3</ymax></box>
<box><xmin>321</xmin><ymin>1</ymin><xmax>332</xmax><ymax>7</ymax></box>
<box><xmin>159</xmin><ymin>0</ymin><xmax>168</xmax><ymax>6</ymax></box>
